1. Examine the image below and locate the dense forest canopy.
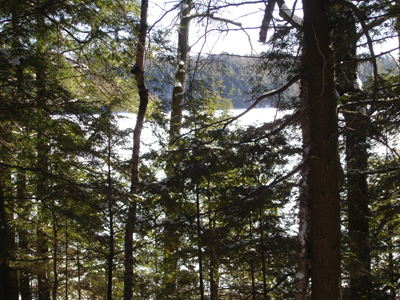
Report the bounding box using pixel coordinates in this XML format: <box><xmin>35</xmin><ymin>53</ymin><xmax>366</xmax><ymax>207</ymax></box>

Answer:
<box><xmin>0</xmin><ymin>0</ymin><xmax>400</xmax><ymax>300</ymax></box>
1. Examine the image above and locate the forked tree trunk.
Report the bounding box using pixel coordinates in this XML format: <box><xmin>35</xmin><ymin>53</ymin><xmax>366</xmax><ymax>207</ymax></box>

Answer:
<box><xmin>124</xmin><ymin>0</ymin><xmax>149</xmax><ymax>299</ymax></box>
<box><xmin>302</xmin><ymin>0</ymin><xmax>341</xmax><ymax>298</ymax></box>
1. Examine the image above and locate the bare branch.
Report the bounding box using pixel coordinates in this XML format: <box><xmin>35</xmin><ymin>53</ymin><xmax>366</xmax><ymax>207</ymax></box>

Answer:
<box><xmin>221</xmin><ymin>72</ymin><xmax>303</xmax><ymax>129</ymax></box>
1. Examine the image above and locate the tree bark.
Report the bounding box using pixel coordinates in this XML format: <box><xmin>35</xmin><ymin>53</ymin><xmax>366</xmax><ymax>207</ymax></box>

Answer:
<box><xmin>302</xmin><ymin>0</ymin><xmax>341</xmax><ymax>299</ymax></box>
<box><xmin>163</xmin><ymin>2</ymin><xmax>192</xmax><ymax>295</ymax></box>
<box><xmin>333</xmin><ymin>6</ymin><xmax>371</xmax><ymax>298</ymax></box>
<box><xmin>169</xmin><ymin>0</ymin><xmax>192</xmax><ymax>141</ymax></box>
<box><xmin>124</xmin><ymin>1</ymin><xmax>149</xmax><ymax>299</ymax></box>
<box><xmin>294</xmin><ymin>63</ymin><xmax>311</xmax><ymax>300</ymax></box>
<box><xmin>196</xmin><ymin>184</ymin><xmax>205</xmax><ymax>300</ymax></box>
<box><xmin>107</xmin><ymin>135</ymin><xmax>114</xmax><ymax>300</ymax></box>
<box><xmin>0</xmin><ymin>166</ymin><xmax>12</xmax><ymax>300</ymax></box>
<box><xmin>52</xmin><ymin>215</ymin><xmax>59</xmax><ymax>300</ymax></box>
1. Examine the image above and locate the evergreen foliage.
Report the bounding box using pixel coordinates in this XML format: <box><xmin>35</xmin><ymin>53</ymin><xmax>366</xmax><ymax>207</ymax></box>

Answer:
<box><xmin>0</xmin><ymin>0</ymin><xmax>399</xmax><ymax>299</ymax></box>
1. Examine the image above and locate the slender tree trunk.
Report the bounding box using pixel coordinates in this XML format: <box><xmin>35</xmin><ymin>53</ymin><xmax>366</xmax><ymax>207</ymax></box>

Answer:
<box><xmin>388</xmin><ymin>236</ymin><xmax>395</xmax><ymax>300</ymax></box>
<box><xmin>196</xmin><ymin>184</ymin><xmax>205</xmax><ymax>300</ymax></box>
<box><xmin>294</xmin><ymin>49</ymin><xmax>311</xmax><ymax>300</ymax></box>
<box><xmin>169</xmin><ymin>0</ymin><xmax>192</xmax><ymax>140</ymax></box>
<box><xmin>259</xmin><ymin>206</ymin><xmax>268</xmax><ymax>300</ymax></box>
<box><xmin>16</xmin><ymin>166</ymin><xmax>31</xmax><ymax>300</ymax></box>
<box><xmin>209</xmin><ymin>210</ymin><xmax>219</xmax><ymax>300</ymax></box>
<box><xmin>107</xmin><ymin>204</ymin><xmax>114</xmax><ymax>300</ymax></box>
<box><xmin>36</xmin><ymin>125</ymin><xmax>51</xmax><ymax>300</ymax></box>
<box><xmin>0</xmin><ymin>166</ymin><xmax>12</xmax><ymax>300</ymax></box>
<box><xmin>52</xmin><ymin>217</ymin><xmax>59</xmax><ymax>300</ymax></box>
<box><xmin>65</xmin><ymin>220</ymin><xmax>68</xmax><ymax>300</ymax></box>
<box><xmin>77</xmin><ymin>245</ymin><xmax>81</xmax><ymax>300</ymax></box>
<box><xmin>107</xmin><ymin>137</ymin><xmax>114</xmax><ymax>300</ymax></box>
<box><xmin>302</xmin><ymin>0</ymin><xmax>341</xmax><ymax>298</ymax></box>
<box><xmin>163</xmin><ymin>2</ymin><xmax>192</xmax><ymax>295</ymax></box>
<box><xmin>124</xmin><ymin>1</ymin><xmax>149</xmax><ymax>299</ymax></box>
<box><xmin>37</xmin><ymin>228</ymin><xmax>50</xmax><ymax>300</ymax></box>
<box><xmin>3</xmin><ymin>167</ymin><xmax>19</xmax><ymax>300</ymax></box>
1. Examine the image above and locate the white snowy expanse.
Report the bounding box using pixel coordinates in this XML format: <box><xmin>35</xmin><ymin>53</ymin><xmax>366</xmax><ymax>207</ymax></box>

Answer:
<box><xmin>117</xmin><ymin>107</ymin><xmax>291</xmax><ymax>137</ymax></box>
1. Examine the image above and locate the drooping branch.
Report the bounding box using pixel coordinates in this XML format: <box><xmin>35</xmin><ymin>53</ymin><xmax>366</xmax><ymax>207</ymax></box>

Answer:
<box><xmin>222</xmin><ymin>73</ymin><xmax>303</xmax><ymax>129</ymax></box>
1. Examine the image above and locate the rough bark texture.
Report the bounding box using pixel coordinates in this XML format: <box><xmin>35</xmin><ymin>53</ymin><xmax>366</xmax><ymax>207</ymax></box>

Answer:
<box><xmin>302</xmin><ymin>0</ymin><xmax>341</xmax><ymax>298</ymax></box>
<box><xmin>124</xmin><ymin>1</ymin><xmax>149</xmax><ymax>299</ymax></box>
<box><xmin>169</xmin><ymin>0</ymin><xmax>192</xmax><ymax>140</ymax></box>
<box><xmin>294</xmin><ymin>70</ymin><xmax>311</xmax><ymax>300</ymax></box>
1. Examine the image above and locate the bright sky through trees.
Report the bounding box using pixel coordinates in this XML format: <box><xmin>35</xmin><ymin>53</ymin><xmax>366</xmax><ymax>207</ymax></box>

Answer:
<box><xmin>149</xmin><ymin>0</ymin><xmax>398</xmax><ymax>56</ymax></box>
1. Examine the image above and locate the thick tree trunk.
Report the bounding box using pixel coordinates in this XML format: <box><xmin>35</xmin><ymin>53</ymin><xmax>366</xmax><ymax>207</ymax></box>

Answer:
<box><xmin>333</xmin><ymin>7</ymin><xmax>371</xmax><ymax>298</ymax></box>
<box><xmin>302</xmin><ymin>0</ymin><xmax>341</xmax><ymax>299</ymax></box>
<box><xmin>124</xmin><ymin>1</ymin><xmax>149</xmax><ymax>299</ymax></box>
<box><xmin>344</xmin><ymin>106</ymin><xmax>370</xmax><ymax>299</ymax></box>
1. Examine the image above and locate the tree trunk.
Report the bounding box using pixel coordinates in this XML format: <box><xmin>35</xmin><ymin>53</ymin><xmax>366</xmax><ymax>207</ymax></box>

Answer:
<box><xmin>294</xmin><ymin>46</ymin><xmax>311</xmax><ymax>300</ymax></box>
<box><xmin>169</xmin><ymin>0</ymin><xmax>192</xmax><ymax>141</ymax></box>
<box><xmin>124</xmin><ymin>1</ymin><xmax>149</xmax><ymax>299</ymax></box>
<box><xmin>52</xmin><ymin>217</ymin><xmax>59</xmax><ymax>300</ymax></box>
<box><xmin>163</xmin><ymin>2</ymin><xmax>193</xmax><ymax>295</ymax></box>
<box><xmin>77</xmin><ymin>245</ymin><xmax>81</xmax><ymax>300</ymax></box>
<box><xmin>302</xmin><ymin>0</ymin><xmax>341</xmax><ymax>299</ymax></box>
<box><xmin>209</xmin><ymin>210</ymin><xmax>219</xmax><ymax>300</ymax></box>
<box><xmin>0</xmin><ymin>166</ymin><xmax>12</xmax><ymax>300</ymax></box>
<box><xmin>259</xmin><ymin>206</ymin><xmax>268</xmax><ymax>300</ymax></box>
<box><xmin>344</xmin><ymin>106</ymin><xmax>370</xmax><ymax>299</ymax></box>
<box><xmin>65</xmin><ymin>220</ymin><xmax>68</xmax><ymax>300</ymax></box>
<box><xmin>107</xmin><ymin>137</ymin><xmax>114</xmax><ymax>300</ymax></box>
<box><xmin>196</xmin><ymin>184</ymin><xmax>205</xmax><ymax>300</ymax></box>
<box><xmin>333</xmin><ymin>7</ymin><xmax>371</xmax><ymax>298</ymax></box>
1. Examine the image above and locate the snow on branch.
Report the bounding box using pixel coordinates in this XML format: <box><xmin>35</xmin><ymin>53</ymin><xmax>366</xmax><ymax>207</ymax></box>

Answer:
<box><xmin>278</xmin><ymin>2</ymin><xmax>303</xmax><ymax>27</ymax></box>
